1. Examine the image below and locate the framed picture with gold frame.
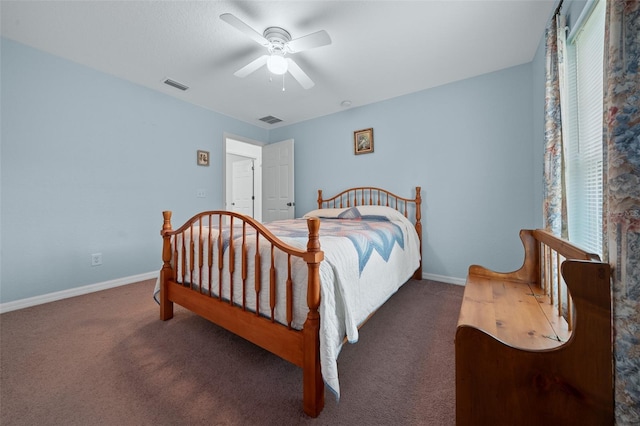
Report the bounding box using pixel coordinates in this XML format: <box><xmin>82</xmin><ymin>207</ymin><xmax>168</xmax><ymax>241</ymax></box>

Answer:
<box><xmin>197</xmin><ymin>150</ymin><xmax>210</xmax><ymax>166</ymax></box>
<box><xmin>354</xmin><ymin>128</ymin><xmax>374</xmax><ymax>155</ymax></box>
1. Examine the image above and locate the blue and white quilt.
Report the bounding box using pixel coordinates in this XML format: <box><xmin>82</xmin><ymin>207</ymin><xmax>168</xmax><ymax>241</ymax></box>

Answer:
<box><xmin>266</xmin><ymin>207</ymin><xmax>405</xmax><ymax>275</ymax></box>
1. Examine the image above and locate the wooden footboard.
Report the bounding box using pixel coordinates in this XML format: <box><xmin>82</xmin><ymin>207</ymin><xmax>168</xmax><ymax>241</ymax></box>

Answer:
<box><xmin>159</xmin><ymin>210</ymin><xmax>325</xmax><ymax>417</ymax></box>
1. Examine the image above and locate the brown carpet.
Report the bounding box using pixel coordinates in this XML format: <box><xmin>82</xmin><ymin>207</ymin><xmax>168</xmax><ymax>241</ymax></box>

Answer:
<box><xmin>0</xmin><ymin>278</ymin><xmax>463</xmax><ymax>425</ymax></box>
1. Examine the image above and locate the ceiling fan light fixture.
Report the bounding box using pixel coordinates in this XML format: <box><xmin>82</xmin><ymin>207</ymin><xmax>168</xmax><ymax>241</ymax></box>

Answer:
<box><xmin>221</xmin><ymin>14</ymin><xmax>330</xmax><ymax>89</ymax></box>
<box><xmin>267</xmin><ymin>54</ymin><xmax>288</xmax><ymax>75</ymax></box>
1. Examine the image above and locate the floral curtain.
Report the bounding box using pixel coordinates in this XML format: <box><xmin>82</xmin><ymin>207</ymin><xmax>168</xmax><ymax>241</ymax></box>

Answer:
<box><xmin>543</xmin><ymin>4</ymin><xmax>568</xmax><ymax>238</ymax></box>
<box><xmin>603</xmin><ymin>1</ymin><xmax>640</xmax><ymax>423</ymax></box>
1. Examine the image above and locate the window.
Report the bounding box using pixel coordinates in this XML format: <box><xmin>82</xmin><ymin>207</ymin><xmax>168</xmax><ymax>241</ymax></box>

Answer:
<box><xmin>564</xmin><ymin>0</ymin><xmax>605</xmax><ymax>256</ymax></box>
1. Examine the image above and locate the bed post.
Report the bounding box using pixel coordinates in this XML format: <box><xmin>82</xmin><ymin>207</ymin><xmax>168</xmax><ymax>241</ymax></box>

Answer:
<box><xmin>317</xmin><ymin>189</ymin><xmax>323</xmax><ymax>209</ymax></box>
<box><xmin>302</xmin><ymin>217</ymin><xmax>325</xmax><ymax>417</ymax></box>
<box><xmin>160</xmin><ymin>211</ymin><xmax>174</xmax><ymax>320</ymax></box>
<box><xmin>413</xmin><ymin>186</ymin><xmax>423</xmax><ymax>280</ymax></box>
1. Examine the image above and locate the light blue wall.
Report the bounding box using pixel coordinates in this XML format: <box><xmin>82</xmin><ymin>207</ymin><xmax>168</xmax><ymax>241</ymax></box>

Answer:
<box><xmin>0</xmin><ymin>38</ymin><xmax>267</xmax><ymax>303</ymax></box>
<box><xmin>270</xmin><ymin>64</ymin><xmax>539</xmax><ymax>280</ymax></box>
<box><xmin>2</xmin><ymin>25</ymin><xmax>551</xmax><ymax>303</ymax></box>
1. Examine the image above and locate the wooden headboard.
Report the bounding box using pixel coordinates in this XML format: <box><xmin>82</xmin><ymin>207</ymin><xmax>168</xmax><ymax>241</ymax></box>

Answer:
<box><xmin>317</xmin><ymin>186</ymin><xmax>422</xmax><ymax>280</ymax></box>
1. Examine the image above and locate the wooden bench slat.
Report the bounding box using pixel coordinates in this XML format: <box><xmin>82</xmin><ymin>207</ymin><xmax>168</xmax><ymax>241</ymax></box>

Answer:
<box><xmin>457</xmin><ymin>275</ymin><xmax>498</xmax><ymax>336</ymax></box>
<box><xmin>460</xmin><ymin>276</ymin><xmax>562</xmax><ymax>350</ymax></box>
<box><xmin>530</xmin><ymin>284</ymin><xmax>572</xmax><ymax>342</ymax></box>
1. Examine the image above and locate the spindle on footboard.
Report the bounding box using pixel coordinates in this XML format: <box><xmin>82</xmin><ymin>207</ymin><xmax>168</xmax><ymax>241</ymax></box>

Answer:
<box><xmin>317</xmin><ymin>186</ymin><xmax>423</xmax><ymax>280</ymax></box>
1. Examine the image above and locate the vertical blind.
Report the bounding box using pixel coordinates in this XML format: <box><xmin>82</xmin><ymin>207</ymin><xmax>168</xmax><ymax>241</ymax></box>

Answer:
<box><xmin>564</xmin><ymin>0</ymin><xmax>605</xmax><ymax>256</ymax></box>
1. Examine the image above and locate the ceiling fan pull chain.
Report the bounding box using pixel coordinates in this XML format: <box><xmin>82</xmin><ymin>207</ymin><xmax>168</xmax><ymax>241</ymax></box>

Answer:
<box><xmin>282</xmin><ymin>74</ymin><xmax>286</xmax><ymax>92</ymax></box>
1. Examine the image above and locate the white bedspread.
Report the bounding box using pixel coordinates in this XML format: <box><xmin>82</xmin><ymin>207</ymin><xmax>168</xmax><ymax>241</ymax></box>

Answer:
<box><xmin>154</xmin><ymin>205</ymin><xmax>421</xmax><ymax>398</ymax></box>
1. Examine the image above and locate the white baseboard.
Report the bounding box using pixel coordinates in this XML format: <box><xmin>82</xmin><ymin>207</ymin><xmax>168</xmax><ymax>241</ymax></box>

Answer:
<box><xmin>423</xmin><ymin>272</ymin><xmax>466</xmax><ymax>286</ymax></box>
<box><xmin>0</xmin><ymin>271</ymin><xmax>158</xmax><ymax>314</ymax></box>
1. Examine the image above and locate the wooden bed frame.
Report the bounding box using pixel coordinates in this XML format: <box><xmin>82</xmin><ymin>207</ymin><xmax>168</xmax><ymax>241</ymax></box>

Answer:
<box><xmin>159</xmin><ymin>186</ymin><xmax>422</xmax><ymax>417</ymax></box>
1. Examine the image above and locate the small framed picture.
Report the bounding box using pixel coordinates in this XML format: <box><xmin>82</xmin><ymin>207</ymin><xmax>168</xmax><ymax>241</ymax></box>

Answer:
<box><xmin>197</xmin><ymin>150</ymin><xmax>210</xmax><ymax>166</ymax></box>
<box><xmin>354</xmin><ymin>128</ymin><xmax>374</xmax><ymax>155</ymax></box>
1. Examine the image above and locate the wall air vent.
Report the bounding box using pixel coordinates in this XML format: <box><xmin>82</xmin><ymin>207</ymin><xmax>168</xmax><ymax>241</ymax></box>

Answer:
<box><xmin>163</xmin><ymin>78</ymin><xmax>189</xmax><ymax>91</ymax></box>
<box><xmin>259</xmin><ymin>115</ymin><xmax>283</xmax><ymax>125</ymax></box>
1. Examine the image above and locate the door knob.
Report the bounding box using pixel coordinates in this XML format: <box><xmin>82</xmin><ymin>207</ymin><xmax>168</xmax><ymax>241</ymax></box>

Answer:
<box><xmin>287</xmin><ymin>202</ymin><xmax>295</xmax><ymax>206</ymax></box>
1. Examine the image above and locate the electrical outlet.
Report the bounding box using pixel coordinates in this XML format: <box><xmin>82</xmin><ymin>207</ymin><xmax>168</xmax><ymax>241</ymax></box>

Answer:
<box><xmin>91</xmin><ymin>253</ymin><xmax>102</xmax><ymax>266</ymax></box>
<box><xmin>197</xmin><ymin>189</ymin><xmax>206</xmax><ymax>198</ymax></box>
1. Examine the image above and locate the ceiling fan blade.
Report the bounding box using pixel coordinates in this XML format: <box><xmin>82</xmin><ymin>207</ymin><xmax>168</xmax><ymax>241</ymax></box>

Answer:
<box><xmin>220</xmin><ymin>13</ymin><xmax>269</xmax><ymax>47</ymax></box>
<box><xmin>234</xmin><ymin>55</ymin><xmax>268</xmax><ymax>78</ymax></box>
<box><xmin>286</xmin><ymin>58</ymin><xmax>314</xmax><ymax>89</ymax></box>
<box><xmin>286</xmin><ymin>30</ymin><xmax>331</xmax><ymax>53</ymax></box>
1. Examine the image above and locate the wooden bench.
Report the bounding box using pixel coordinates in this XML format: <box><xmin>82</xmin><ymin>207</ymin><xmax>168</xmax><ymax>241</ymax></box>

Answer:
<box><xmin>455</xmin><ymin>229</ymin><xmax>613</xmax><ymax>426</ymax></box>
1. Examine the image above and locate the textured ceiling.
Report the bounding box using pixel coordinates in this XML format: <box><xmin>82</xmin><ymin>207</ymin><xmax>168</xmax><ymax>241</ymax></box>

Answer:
<box><xmin>1</xmin><ymin>1</ymin><xmax>556</xmax><ymax>129</ymax></box>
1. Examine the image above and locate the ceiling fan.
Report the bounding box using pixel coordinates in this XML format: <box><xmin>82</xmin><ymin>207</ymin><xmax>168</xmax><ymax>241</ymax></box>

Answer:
<box><xmin>220</xmin><ymin>13</ymin><xmax>331</xmax><ymax>90</ymax></box>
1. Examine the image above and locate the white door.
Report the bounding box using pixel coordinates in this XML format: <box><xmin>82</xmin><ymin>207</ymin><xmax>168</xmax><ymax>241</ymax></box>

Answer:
<box><xmin>263</xmin><ymin>139</ymin><xmax>294</xmax><ymax>221</ymax></box>
<box><xmin>225</xmin><ymin>137</ymin><xmax>262</xmax><ymax>222</ymax></box>
<box><xmin>231</xmin><ymin>159</ymin><xmax>254</xmax><ymax>217</ymax></box>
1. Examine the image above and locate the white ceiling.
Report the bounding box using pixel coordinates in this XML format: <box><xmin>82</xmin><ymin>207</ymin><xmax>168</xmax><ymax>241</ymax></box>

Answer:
<box><xmin>1</xmin><ymin>1</ymin><xmax>556</xmax><ymax>129</ymax></box>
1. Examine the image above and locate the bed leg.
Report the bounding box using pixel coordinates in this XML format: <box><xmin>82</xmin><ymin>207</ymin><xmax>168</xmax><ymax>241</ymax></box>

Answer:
<box><xmin>159</xmin><ymin>268</ymin><xmax>174</xmax><ymax>320</ymax></box>
<box><xmin>413</xmin><ymin>186</ymin><xmax>422</xmax><ymax>281</ymax></box>
<box><xmin>303</xmin><ymin>311</ymin><xmax>324</xmax><ymax>417</ymax></box>
<box><xmin>159</xmin><ymin>290</ymin><xmax>173</xmax><ymax>320</ymax></box>
<box><xmin>413</xmin><ymin>265</ymin><xmax>423</xmax><ymax>280</ymax></box>
<box><xmin>160</xmin><ymin>300</ymin><xmax>174</xmax><ymax>321</ymax></box>
<box><xmin>160</xmin><ymin>210</ymin><xmax>175</xmax><ymax>320</ymax></box>
<box><xmin>303</xmin><ymin>217</ymin><xmax>324</xmax><ymax>417</ymax></box>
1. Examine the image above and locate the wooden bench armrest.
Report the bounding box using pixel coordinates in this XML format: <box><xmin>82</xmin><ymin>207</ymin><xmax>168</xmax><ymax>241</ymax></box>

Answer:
<box><xmin>467</xmin><ymin>230</ymin><xmax>539</xmax><ymax>284</ymax></box>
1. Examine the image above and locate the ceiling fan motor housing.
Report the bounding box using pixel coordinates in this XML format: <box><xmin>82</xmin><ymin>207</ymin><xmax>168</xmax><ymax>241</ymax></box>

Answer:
<box><xmin>264</xmin><ymin>27</ymin><xmax>291</xmax><ymax>55</ymax></box>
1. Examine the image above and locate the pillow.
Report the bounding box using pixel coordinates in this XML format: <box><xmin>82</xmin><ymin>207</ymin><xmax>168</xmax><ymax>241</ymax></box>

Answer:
<box><xmin>354</xmin><ymin>205</ymin><xmax>410</xmax><ymax>222</ymax></box>
<box><xmin>302</xmin><ymin>208</ymin><xmax>347</xmax><ymax>219</ymax></box>
<box><xmin>337</xmin><ymin>207</ymin><xmax>361</xmax><ymax>219</ymax></box>
<box><xmin>304</xmin><ymin>205</ymin><xmax>412</xmax><ymax>224</ymax></box>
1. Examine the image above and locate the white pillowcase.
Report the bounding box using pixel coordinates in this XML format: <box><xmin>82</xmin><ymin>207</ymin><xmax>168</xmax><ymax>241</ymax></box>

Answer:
<box><xmin>302</xmin><ymin>208</ymin><xmax>347</xmax><ymax>219</ymax></box>
<box><xmin>354</xmin><ymin>205</ymin><xmax>410</xmax><ymax>222</ymax></box>
<box><xmin>303</xmin><ymin>205</ymin><xmax>409</xmax><ymax>223</ymax></box>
